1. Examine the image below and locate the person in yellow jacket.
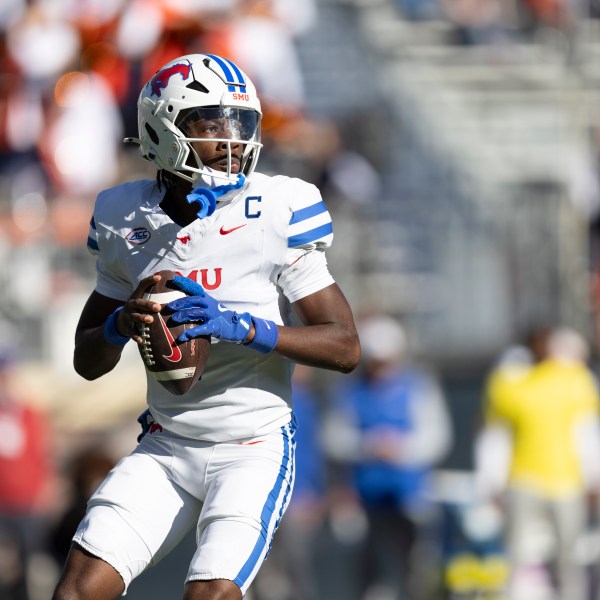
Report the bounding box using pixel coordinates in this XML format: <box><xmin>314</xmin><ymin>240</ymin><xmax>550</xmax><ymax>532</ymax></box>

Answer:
<box><xmin>483</xmin><ymin>327</ymin><xmax>600</xmax><ymax>600</ymax></box>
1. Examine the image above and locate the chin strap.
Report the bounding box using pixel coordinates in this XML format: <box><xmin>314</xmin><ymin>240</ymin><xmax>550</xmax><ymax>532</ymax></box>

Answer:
<box><xmin>186</xmin><ymin>174</ymin><xmax>246</xmax><ymax>220</ymax></box>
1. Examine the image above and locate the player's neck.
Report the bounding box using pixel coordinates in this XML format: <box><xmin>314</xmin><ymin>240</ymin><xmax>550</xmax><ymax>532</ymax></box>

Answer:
<box><xmin>160</xmin><ymin>180</ymin><xmax>197</xmax><ymax>228</ymax></box>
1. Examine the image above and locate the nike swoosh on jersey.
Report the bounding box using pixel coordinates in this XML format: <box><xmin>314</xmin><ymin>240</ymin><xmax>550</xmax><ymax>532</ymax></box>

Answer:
<box><xmin>219</xmin><ymin>224</ymin><xmax>247</xmax><ymax>235</ymax></box>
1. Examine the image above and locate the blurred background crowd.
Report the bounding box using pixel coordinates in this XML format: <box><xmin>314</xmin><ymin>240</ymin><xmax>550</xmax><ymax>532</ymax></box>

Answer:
<box><xmin>3</xmin><ymin>0</ymin><xmax>600</xmax><ymax>598</ymax></box>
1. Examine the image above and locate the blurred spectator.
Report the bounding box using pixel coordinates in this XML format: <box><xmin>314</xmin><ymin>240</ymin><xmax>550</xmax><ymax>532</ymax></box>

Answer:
<box><xmin>6</xmin><ymin>4</ymin><xmax>81</xmax><ymax>87</ymax></box>
<box><xmin>200</xmin><ymin>0</ymin><xmax>313</xmax><ymax>115</ymax></box>
<box><xmin>323</xmin><ymin>314</ymin><xmax>453</xmax><ymax>600</ymax></box>
<box><xmin>518</xmin><ymin>0</ymin><xmax>581</xmax><ymax>35</ymax></box>
<box><xmin>0</xmin><ymin>350</ymin><xmax>58</xmax><ymax>600</ymax></box>
<box><xmin>42</xmin><ymin>70</ymin><xmax>123</xmax><ymax>197</ymax></box>
<box><xmin>479</xmin><ymin>326</ymin><xmax>600</xmax><ymax>600</ymax></box>
<box><xmin>439</xmin><ymin>0</ymin><xmax>516</xmax><ymax>44</ymax></box>
<box><xmin>392</xmin><ymin>0</ymin><xmax>441</xmax><ymax>21</ymax></box>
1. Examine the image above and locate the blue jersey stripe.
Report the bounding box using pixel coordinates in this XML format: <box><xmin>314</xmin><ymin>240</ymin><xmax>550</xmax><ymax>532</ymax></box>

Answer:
<box><xmin>288</xmin><ymin>222</ymin><xmax>333</xmax><ymax>247</ymax></box>
<box><xmin>87</xmin><ymin>236</ymin><xmax>99</xmax><ymax>251</ymax></box>
<box><xmin>233</xmin><ymin>422</ymin><xmax>295</xmax><ymax>589</ymax></box>
<box><xmin>205</xmin><ymin>54</ymin><xmax>238</xmax><ymax>92</ymax></box>
<box><xmin>289</xmin><ymin>201</ymin><xmax>328</xmax><ymax>225</ymax></box>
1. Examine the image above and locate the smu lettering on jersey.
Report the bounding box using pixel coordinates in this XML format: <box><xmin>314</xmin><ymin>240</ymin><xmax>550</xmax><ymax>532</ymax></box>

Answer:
<box><xmin>86</xmin><ymin>172</ymin><xmax>335</xmax><ymax>441</ymax></box>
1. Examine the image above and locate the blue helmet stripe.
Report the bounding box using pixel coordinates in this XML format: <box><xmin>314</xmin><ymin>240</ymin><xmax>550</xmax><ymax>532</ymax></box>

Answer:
<box><xmin>87</xmin><ymin>236</ymin><xmax>99</xmax><ymax>251</ymax></box>
<box><xmin>289</xmin><ymin>201</ymin><xmax>328</xmax><ymax>225</ymax></box>
<box><xmin>221</xmin><ymin>57</ymin><xmax>247</xmax><ymax>93</ymax></box>
<box><xmin>205</xmin><ymin>54</ymin><xmax>241</xmax><ymax>92</ymax></box>
<box><xmin>288</xmin><ymin>222</ymin><xmax>333</xmax><ymax>247</ymax></box>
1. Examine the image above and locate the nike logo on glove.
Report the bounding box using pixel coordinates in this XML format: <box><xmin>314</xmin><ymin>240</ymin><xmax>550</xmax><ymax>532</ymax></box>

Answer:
<box><xmin>219</xmin><ymin>224</ymin><xmax>247</xmax><ymax>235</ymax></box>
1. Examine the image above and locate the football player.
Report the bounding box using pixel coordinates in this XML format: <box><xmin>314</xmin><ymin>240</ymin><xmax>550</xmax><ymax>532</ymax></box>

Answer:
<box><xmin>51</xmin><ymin>54</ymin><xmax>360</xmax><ymax>600</ymax></box>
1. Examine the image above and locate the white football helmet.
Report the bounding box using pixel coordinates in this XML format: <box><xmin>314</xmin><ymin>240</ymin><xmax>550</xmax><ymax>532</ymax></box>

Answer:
<box><xmin>125</xmin><ymin>54</ymin><xmax>262</xmax><ymax>184</ymax></box>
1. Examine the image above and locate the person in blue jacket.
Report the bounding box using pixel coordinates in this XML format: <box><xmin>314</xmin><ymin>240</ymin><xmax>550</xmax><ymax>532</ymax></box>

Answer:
<box><xmin>324</xmin><ymin>314</ymin><xmax>453</xmax><ymax>600</ymax></box>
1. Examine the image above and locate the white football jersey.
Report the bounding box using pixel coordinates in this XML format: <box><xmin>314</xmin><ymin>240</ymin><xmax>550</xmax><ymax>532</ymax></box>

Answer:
<box><xmin>86</xmin><ymin>172</ymin><xmax>335</xmax><ymax>441</ymax></box>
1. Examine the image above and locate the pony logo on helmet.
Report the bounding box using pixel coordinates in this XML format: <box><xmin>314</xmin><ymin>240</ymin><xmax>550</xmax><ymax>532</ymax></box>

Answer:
<box><xmin>124</xmin><ymin>54</ymin><xmax>263</xmax><ymax>186</ymax></box>
<box><xmin>150</xmin><ymin>63</ymin><xmax>192</xmax><ymax>97</ymax></box>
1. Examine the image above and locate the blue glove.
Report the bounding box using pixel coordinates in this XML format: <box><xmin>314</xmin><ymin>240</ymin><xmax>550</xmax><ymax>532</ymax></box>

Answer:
<box><xmin>168</xmin><ymin>276</ymin><xmax>278</xmax><ymax>353</ymax></box>
<box><xmin>169</xmin><ymin>276</ymin><xmax>252</xmax><ymax>343</ymax></box>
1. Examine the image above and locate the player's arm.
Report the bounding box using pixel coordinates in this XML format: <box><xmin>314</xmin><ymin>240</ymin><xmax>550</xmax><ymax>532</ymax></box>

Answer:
<box><xmin>169</xmin><ymin>278</ymin><xmax>360</xmax><ymax>374</ymax></box>
<box><xmin>74</xmin><ymin>275</ymin><xmax>162</xmax><ymax>380</ymax></box>
<box><xmin>276</xmin><ymin>283</ymin><xmax>360</xmax><ymax>373</ymax></box>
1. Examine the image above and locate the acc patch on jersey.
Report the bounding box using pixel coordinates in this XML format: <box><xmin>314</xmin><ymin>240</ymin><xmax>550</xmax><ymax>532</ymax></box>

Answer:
<box><xmin>126</xmin><ymin>227</ymin><xmax>151</xmax><ymax>245</ymax></box>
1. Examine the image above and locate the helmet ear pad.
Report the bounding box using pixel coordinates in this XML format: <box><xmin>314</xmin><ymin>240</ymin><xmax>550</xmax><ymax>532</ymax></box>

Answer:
<box><xmin>139</xmin><ymin>111</ymin><xmax>190</xmax><ymax>174</ymax></box>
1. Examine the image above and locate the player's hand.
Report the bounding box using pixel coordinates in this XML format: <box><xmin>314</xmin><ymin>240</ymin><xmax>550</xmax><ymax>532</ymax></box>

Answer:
<box><xmin>115</xmin><ymin>274</ymin><xmax>163</xmax><ymax>344</ymax></box>
<box><xmin>168</xmin><ymin>276</ymin><xmax>253</xmax><ymax>344</ymax></box>
<box><xmin>103</xmin><ymin>274</ymin><xmax>162</xmax><ymax>346</ymax></box>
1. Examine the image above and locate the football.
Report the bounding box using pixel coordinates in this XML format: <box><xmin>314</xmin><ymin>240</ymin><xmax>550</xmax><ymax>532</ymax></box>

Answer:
<box><xmin>138</xmin><ymin>270</ymin><xmax>210</xmax><ymax>395</ymax></box>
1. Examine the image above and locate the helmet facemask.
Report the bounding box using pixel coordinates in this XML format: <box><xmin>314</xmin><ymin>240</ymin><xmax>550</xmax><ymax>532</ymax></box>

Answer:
<box><xmin>176</xmin><ymin>106</ymin><xmax>262</xmax><ymax>185</ymax></box>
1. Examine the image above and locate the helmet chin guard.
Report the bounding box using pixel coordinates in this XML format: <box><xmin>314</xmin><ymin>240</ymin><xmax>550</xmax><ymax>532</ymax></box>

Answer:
<box><xmin>125</xmin><ymin>54</ymin><xmax>262</xmax><ymax>185</ymax></box>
